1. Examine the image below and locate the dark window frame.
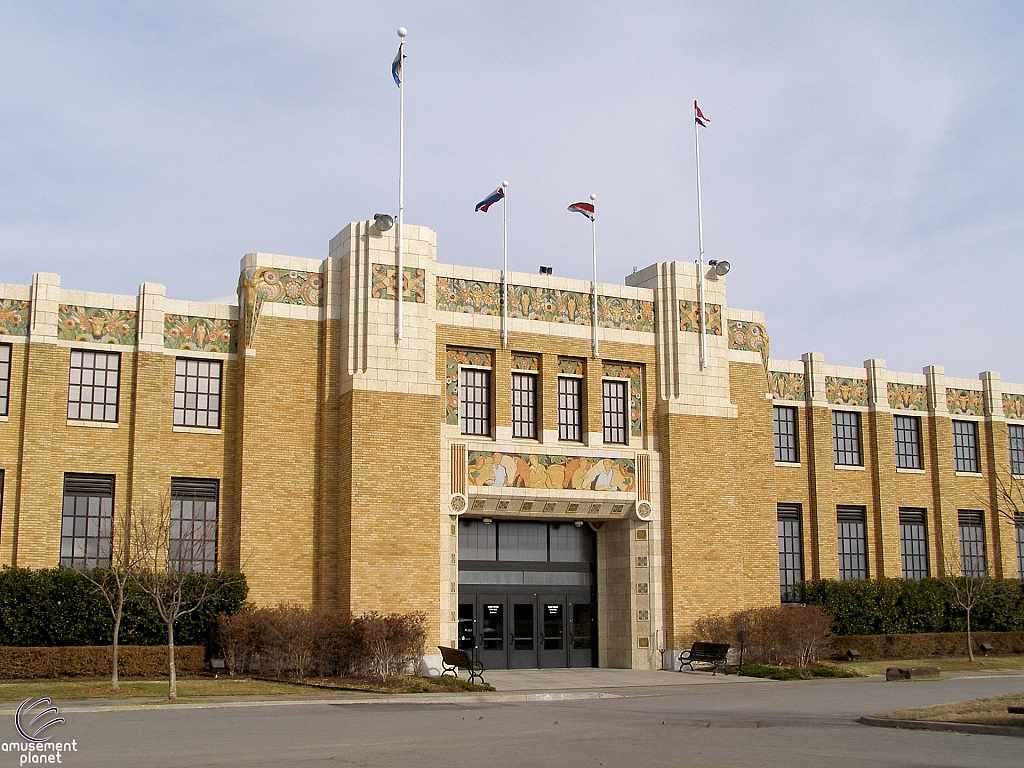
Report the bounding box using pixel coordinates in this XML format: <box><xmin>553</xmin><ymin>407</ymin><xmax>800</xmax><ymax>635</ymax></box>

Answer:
<box><xmin>169</xmin><ymin>477</ymin><xmax>219</xmax><ymax>573</ymax></box>
<box><xmin>952</xmin><ymin>420</ymin><xmax>979</xmax><ymax>473</ymax></box>
<box><xmin>602</xmin><ymin>379</ymin><xmax>628</xmax><ymax>445</ymax></box>
<box><xmin>557</xmin><ymin>376</ymin><xmax>582</xmax><ymax>442</ymax></box>
<box><xmin>1008</xmin><ymin>424</ymin><xmax>1024</xmax><ymax>477</ymax></box>
<box><xmin>777</xmin><ymin>504</ymin><xmax>803</xmax><ymax>603</ymax></box>
<box><xmin>173</xmin><ymin>358</ymin><xmax>222</xmax><ymax>429</ymax></box>
<box><xmin>60</xmin><ymin>473</ymin><xmax>115</xmax><ymax>570</ymax></box>
<box><xmin>894</xmin><ymin>414</ymin><xmax>922</xmax><ymax>470</ymax></box>
<box><xmin>832</xmin><ymin>411</ymin><xmax>862</xmax><ymax>466</ymax></box>
<box><xmin>773</xmin><ymin>406</ymin><xmax>799</xmax><ymax>463</ymax></box>
<box><xmin>67</xmin><ymin>349</ymin><xmax>120</xmax><ymax>423</ymax></box>
<box><xmin>1015</xmin><ymin>512</ymin><xmax>1023</xmax><ymax>581</ymax></box>
<box><xmin>0</xmin><ymin>342</ymin><xmax>11</xmax><ymax>417</ymax></box>
<box><xmin>898</xmin><ymin>507</ymin><xmax>929</xmax><ymax>580</ymax></box>
<box><xmin>459</xmin><ymin>367</ymin><xmax>491</xmax><ymax>436</ymax></box>
<box><xmin>958</xmin><ymin>509</ymin><xmax>987</xmax><ymax>578</ymax></box>
<box><xmin>511</xmin><ymin>371</ymin><xmax>538</xmax><ymax>440</ymax></box>
<box><xmin>837</xmin><ymin>506</ymin><xmax>868</xmax><ymax>580</ymax></box>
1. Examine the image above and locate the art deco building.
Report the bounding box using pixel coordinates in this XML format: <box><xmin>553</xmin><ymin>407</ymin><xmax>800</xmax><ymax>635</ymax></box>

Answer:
<box><xmin>0</xmin><ymin>220</ymin><xmax>1021</xmax><ymax>669</ymax></box>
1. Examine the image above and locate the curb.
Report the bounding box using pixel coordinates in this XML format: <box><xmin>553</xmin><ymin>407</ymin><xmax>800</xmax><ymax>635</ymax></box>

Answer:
<box><xmin>0</xmin><ymin>690</ymin><xmax>620</xmax><ymax>715</ymax></box>
<box><xmin>858</xmin><ymin>716</ymin><xmax>1024</xmax><ymax>739</ymax></box>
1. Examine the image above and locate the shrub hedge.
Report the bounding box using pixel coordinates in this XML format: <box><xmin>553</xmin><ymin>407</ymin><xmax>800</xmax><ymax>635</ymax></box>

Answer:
<box><xmin>801</xmin><ymin>578</ymin><xmax>1024</xmax><ymax>636</ymax></box>
<box><xmin>831</xmin><ymin>631</ymin><xmax>1024</xmax><ymax>660</ymax></box>
<box><xmin>0</xmin><ymin>645</ymin><xmax>205</xmax><ymax>679</ymax></box>
<box><xmin>0</xmin><ymin>567</ymin><xmax>248</xmax><ymax>647</ymax></box>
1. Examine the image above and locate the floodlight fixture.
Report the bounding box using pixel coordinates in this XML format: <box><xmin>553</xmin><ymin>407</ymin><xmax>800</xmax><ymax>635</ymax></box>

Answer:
<box><xmin>373</xmin><ymin>213</ymin><xmax>394</xmax><ymax>232</ymax></box>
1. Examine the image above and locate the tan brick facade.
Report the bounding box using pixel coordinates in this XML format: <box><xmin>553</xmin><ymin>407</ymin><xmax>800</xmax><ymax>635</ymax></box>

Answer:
<box><xmin>0</xmin><ymin>221</ymin><xmax>1021</xmax><ymax>670</ymax></box>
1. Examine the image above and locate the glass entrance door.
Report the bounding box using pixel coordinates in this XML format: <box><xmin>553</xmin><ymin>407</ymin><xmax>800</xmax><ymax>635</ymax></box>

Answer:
<box><xmin>477</xmin><ymin>598</ymin><xmax>507</xmax><ymax>671</ymax></box>
<box><xmin>538</xmin><ymin>595</ymin><xmax>567</xmax><ymax>668</ymax></box>
<box><xmin>510</xmin><ymin>600</ymin><xmax>537</xmax><ymax>668</ymax></box>
<box><xmin>569</xmin><ymin>600</ymin><xmax>594</xmax><ymax>667</ymax></box>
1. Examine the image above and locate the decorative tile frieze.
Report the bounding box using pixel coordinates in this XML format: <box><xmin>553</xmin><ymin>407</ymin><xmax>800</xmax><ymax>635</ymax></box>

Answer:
<box><xmin>887</xmin><ymin>382</ymin><xmax>928</xmax><ymax>411</ymax></box>
<box><xmin>679</xmin><ymin>300</ymin><xmax>723</xmax><ymax>335</ymax></box>
<box><xmin>947</xmin><ymin>388</ymin><xmax>985</xmax><ymax>416</ymax></box>
<box><xmin>239</xmin><ymin>267</ymin><xmax>322</xmax><ymax>348</ymax></box>
<box><xmin>372</xmin><ymin>264</ymin><xmax>426</xmax><ymax>303</ymax></box>
<box><xmin>768</xmin><ymin>371</ymin><xmax>804</xmax><ymax>401</ymax></box>
<box><xmin>825</xmin><ymin>376</ymin><xmax>869</xmax><ymax>407</ymax></box>
<box><xmin>436</xmin><ymin>276</ymin><xmax>502</xmax><ymax>315</ymax></box>
<box><xmin>603</xmin><ymin>362</ymin><xmax>643</xmax><ymax>437</ymax></box>
<box><xmin>467</xmin><ymin>451</ymin><xmax>635</xmax><ymax>492</ymax></box>
<box><xmin>0</xmin><ymin>299</ymin><xmax>30</xmax><ymax>336</ymax></box>
<box><xmin>511</xmin><ymin>353</ymin><xmax>539</xmax><ymax>371</ymax></box>
<box><xmin>58</xmin><ymin>305</ymin><xmax>137</xmax><ymax>345</ymax></box>
<box><xmin>164</xmin><ymin>315</ymin><xmax>237</xmax><ymax>353</ymax></box>
<box><xmin>1005</xmin><ymin>393</ymin><xmax>1024</xmax><ymax>421</ymax></box>
<box><xmin>597</xmin><ymin>295</ymin><xmax>655</xmax><ymax>332</ymax></box>
<box><xmin>558</xmin><ymin>357</ymin><xmax>585</xmax><ymax>376</ymax></box>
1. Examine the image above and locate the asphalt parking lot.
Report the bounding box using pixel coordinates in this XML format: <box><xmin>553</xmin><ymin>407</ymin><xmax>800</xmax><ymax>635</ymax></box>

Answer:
<box><xmin>10</xmin><ymin>670</ymin><xmax>1024</xmax><ymax>768</ymax></box>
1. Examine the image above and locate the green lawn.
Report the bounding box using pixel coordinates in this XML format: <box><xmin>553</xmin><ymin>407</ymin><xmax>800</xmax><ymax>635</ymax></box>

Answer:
<box><xmin>829</xmin><ymin>655</ymin><xmax>1024</xmax><ymax>677</ymax></box>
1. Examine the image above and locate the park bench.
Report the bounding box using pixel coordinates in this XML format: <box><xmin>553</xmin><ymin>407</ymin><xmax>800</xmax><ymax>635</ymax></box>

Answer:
<box><xmin>678</xmin><ymin>642</ymin><xmax>730</xmax><ymax>675</ymax></box>
<box><xmin>438</xmin><ymin>646</ymin><xmax>486</xmax><ymax>685</ymax></box>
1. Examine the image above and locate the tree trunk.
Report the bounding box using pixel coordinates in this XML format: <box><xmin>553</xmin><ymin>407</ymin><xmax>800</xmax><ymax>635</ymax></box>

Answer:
<box><xmin>167</xmin><ymin>622</ymin><xmax>177</xmax><ymax>699</ymax></box>
<box><xmin>111</xmin><ymin>599</ymin><xmax>122</xmax><ymax>693</ymax></box>
<box><xmin>966</xmin><ymin>608</ymin><xmax>975</xmax><ymax>663</ymax></box>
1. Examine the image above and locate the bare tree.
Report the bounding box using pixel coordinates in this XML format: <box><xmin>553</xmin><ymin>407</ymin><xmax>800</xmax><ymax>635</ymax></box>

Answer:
<box><xmin>940</xmin><ymin>532</ymin><xmax>999</xmax><ymax>662</ymax></box>
<box><xmin>130</xmin><ymin>495</ymin><xmax>244</xmax><ymax>699</ymax></box>
<box><xmin>80</xmin><ymin>505</ymin><xmax>141</xmax><ymax>692</ymax></box>
<box><xmin>991</xmin><ymin>467</ymin><xmax>1024</xmax><ymax>534</ymax></box>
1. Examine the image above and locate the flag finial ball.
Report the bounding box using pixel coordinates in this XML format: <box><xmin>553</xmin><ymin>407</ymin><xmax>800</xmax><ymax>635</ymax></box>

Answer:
<box><xmin>397</xmin><ymin>27</ymin><xmax>407</xmax><ymax>37</ymax></box>
<box><xmin>502</xmin><ymin>180</ymin><xmax>508</xmax><ymax>188</ymax></box>
<box><xmin>590</xmin><ymin>193</ymin><xmax>596</xmax><ymax>201</ymax></box>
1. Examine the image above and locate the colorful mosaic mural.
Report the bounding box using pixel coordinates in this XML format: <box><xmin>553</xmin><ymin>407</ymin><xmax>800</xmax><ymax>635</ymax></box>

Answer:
<box><xmin>596</xmin><ymin>295</ymin><xmax>655</xmax><ymax>333</ymax></box>
<box><xmin>468</xmin><ymin>451</ymin><xmax>635</xmax><ymax>492</ymax></box>
<box><xmin>947</xmin><ymin>388</ymin><xmax>985</xmax><ymax>417</ymax></box>
<box><xmin>0</xmin><ymin>299</ymin><xmax>30</xmax><ymax>336</ymax></box>
<box><xmin>57</xmin><ymin>306</ymin><xmax>137</xmax><ymax>345</ymax></box>
<box><xmin>511</xmin><ymin>353</ymin><xmax>539</xmax><ymax>371</ymax></box>
<box><xmin>679</xmin><ymin>301</ymin><xmax>723</xmax><ymax>335</ymax></box>
<box><xmin>603</xmin><ymin>362</ymin><xmax>643</xmax><ymax>437</ymax></box>
<box><xmin>435</xmin><ymin>277</ymin><xmax>655</xmax><ymax>332</ymax></box>
<box><xmin>1004</xmin><ymin>393</ymin><xmax>1024</xmax><ymax>421</ymax></box>
<box><xmin>239</xmin><ymin>267</ymin><xmax>323</xmax><ymax>348</ymax></box>
<box><xmin>768</xmin><ymin>371</ymin><xmax>804</xmax><ymax>401</ymax></box>
<box><xmin>371</xmin><ymin>264</ymin><xmax>426</xmax><ymax>303</ymax></box>
<box><xmin>164</xmin><ymin>315</ymin><xmax>238</xmax><ymax>353</ymax></box>
<box><xmin>559</xmin><ymin>358</ymin><xmax>585</xmax><ymax>376</ymax></box>
<box><xmin>888</xmin><ymin>383</ymin><xmax>928</xmax><ymax>411</ymax></box>
<box><xmin>825</xmin><ymin>376</ymin><xmax>869</xmax><ymax>407</ymax></box>
<box><xmin>445</xmin><ymin>347</ymin><xmax>494</xmax><ymax>425</ymax></box>
<box><xmin>436</xmin><ymin>277</ymin><xmax>502</xmax><ymax>315</ymax></box>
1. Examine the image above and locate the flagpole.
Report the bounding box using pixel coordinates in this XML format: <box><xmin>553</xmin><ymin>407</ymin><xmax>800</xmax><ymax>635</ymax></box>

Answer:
<box><xmin>590</xmin><ymin>193</ymin><xmax>598</xmax><ymax>359</ymax></box>
<box><xmin>395</xmin><ymin>27</ymin><xmax>407</xmax><ymax>343</ymax></box>
<box><xmin>694</xmin><ymin>103</ymin><xmax>706</xmax><ymax>370</ymax></box>
<box><xmin>501</xmin><ymin>180</ymin><xmax>509</xmax><ymax>348</ymax></box>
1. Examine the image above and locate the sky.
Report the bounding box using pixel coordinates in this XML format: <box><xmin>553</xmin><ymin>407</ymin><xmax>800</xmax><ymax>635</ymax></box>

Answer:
<box><xmin>0</xmin><ymin>2</ymin><xmax>1021</xmax><ymax>381</ymax></box>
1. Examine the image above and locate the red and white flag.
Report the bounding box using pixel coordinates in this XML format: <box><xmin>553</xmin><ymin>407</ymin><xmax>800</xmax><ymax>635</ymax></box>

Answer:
<box><xmin>694</xmin><ymin>101</ymin><xmax>710</xmax><ymax>127</ymax></box>
<box><xmin>567</xmin><ymin>202</ymin><xmax>595</xmax><ymax>221</ymax></box>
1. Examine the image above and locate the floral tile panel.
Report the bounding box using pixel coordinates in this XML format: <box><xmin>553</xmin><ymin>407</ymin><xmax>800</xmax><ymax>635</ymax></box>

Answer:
<box><xmin>768</xmin><ymin>371</ymin><xmax>804</xmax><ymax>401</ymax></box>
<box><xmin>58</xmin><ymin>306</ymin><xmax>137</xmax><ymax>345</ymax></box>
<box><xmin>825</xmin><ymin>376</ymin><xmax>869</xmax><ymax>407</ymax></box>
<box><xmin>947</xmin><ymin>388</ymin><xmax>984</xmax><ymax>416</ymax></box>
<box><xmin>165</xmin><ymin>315</ymin><xmax>238</xmax><ymax>353</ymax></box>
<box><xmin>0</xmin><ymin>299</ymin><xmax>30</xmax><ymax>336</ymax></box>
<box><xmin>372</xmin><ymin>264</ymin><xmax>426</xmax><ymax>303</ymax></box>
<box><xmin>468</xmin><ymin>451</ymin><xmax>635</xmax><ymax>492</ymax></box>
<box><xmin>888</xmin><ymin>383</ymin><xmax>928</xmax><ymax>411</ymax></box>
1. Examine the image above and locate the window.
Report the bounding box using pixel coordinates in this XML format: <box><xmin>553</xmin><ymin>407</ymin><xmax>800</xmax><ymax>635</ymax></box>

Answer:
<box><xmin>511</xmin><ymin>372</ymin><xmax>537</xmax><ymax>439</ymax></box>
<box><xmin>60</xmin><ymin>473</ymin><xmax>114</xmax><ymax>569</ymax></box>
<box><xmin>773</xmin><ymin>406</ymin><xmax>798</xmax><ymax>463</ymax></box>
<box><xmin>67</xmin><ymin>350</ymin><xmax>120</xmax><ymax>422</ymax></box>
<box><xmin>1009</xmin><ymin>424</ymin><xmax>1024</xmax><ymax>476</ymax></box>
<box><xmin>777</xmin><ymin>504</ymin><xmax>803</xmax><ymax>602</ymax></box>
<box><xmin>169</xmin><ymin>478</ymin><xmax>219</xmax><ymax>573</ymax></box>
<box><xmin>0</xmin><ymin>343</ymin><xmax>10</xmax><ymax>417</ymax></box>
<box><xmin>899</xmin><ymin>508</ymin><xmax>929</xmax><ymax>580</ymax></box>
<box><xmin>460</xmin><ymin>368</ymin><xmax>490</xmax><ymax>436</ymax></box>
<box><xmin>557</xmin><ymin>377</ymin><xmax>582</xmax><ymax>442</ymax></box>
<box><xmin>602</xmin><ymin>380</ymin><xmax>627</xmax><ymax>444</ymax></box>
<box><xmin>894</xmin><ymin>415</ymin><xmax>922</xmax><ymax>470</ymax></box>
<box><xmin>837</xmin><ymin>506</ymin><xmax>868</xmax><ymax>580</ymax></box>
<box><xmin>952</xmin><ymin>420</ymin><xmax>979</xmax><ymax>473</ymax></box>
<box><xmin>174</xmin><ymin>358</ymin><xmax>222</xmax><ymax>428</ymax></box>
<box><xmin>958</xmin><ymin>510</ymin><xmax>986</xmax><ymax>577</ymax></box>
<box><xmin>832</xmin><ymin>411</ymin><xmax>862</xmax><ymax>466</ymax></box>
<box><xmin>1015</xmin><ymin>513</ymin><xmax>1024</xmax><ymax>581</ymax></box>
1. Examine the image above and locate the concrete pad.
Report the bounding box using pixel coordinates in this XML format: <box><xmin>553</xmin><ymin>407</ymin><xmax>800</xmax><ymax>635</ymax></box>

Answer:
<box><xmin>483</xmin><ymin>667</ymin><xmax>750</xmax><ymax>692</ymax></box>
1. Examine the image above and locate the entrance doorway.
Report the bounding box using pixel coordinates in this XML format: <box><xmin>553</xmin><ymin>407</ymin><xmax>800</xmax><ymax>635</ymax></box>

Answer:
<box><xmin>457</xmin><ymin>519</ymin><xmax>597</xmax><ymax>669</ymax></box>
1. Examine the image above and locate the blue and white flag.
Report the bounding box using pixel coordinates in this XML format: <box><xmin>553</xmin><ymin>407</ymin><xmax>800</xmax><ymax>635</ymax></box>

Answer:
<box><xmin>475</xmin><ymin>187</ymin><xmax>505</xmax><ymax>213</ymax></box>
<box><xmin>392</xmin><ymin>42</ymin><xmax>404</xmax><ymax>87</ymax></box>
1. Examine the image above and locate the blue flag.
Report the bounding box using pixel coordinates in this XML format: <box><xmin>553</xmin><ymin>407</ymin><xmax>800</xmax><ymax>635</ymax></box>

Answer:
<box><xmin>392</xmin><ymin>43</ymin><xmax>403</xmax><ymax>87</ymax></box>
